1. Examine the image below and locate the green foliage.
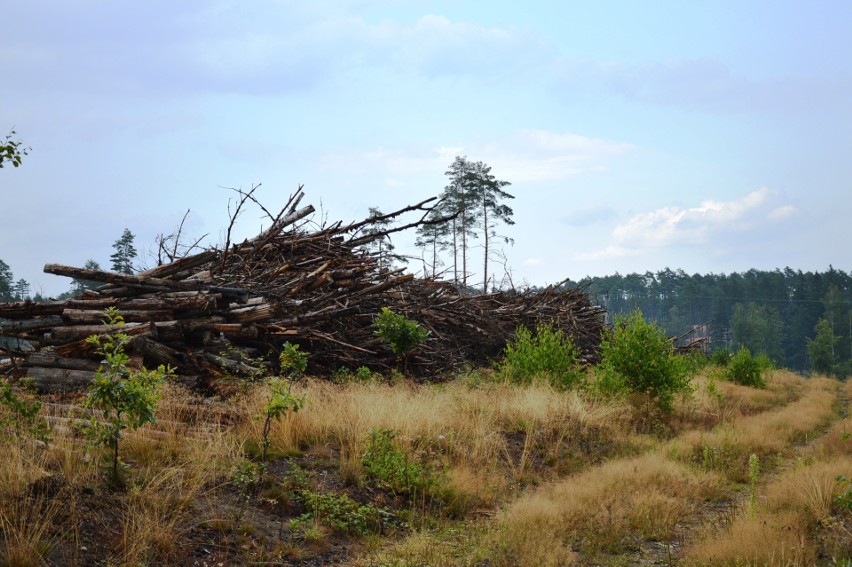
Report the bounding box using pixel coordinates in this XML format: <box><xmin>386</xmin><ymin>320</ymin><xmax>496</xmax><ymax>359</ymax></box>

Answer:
<box><xmin>278</xmin><ymin>342</ymin><xmax>309</xmax><ymax>378</ymax></box>
<box><xmin>0</xmin><ymin>129</ymin><xmax>29</xmax><ymax>168</ymax></box>
<box><xmin>83</xmin><ymin>308</ymin><xmax>171</xmax><ymax>483</ymax></box>
<box><xmin>834</xmin><ymin>475</ymin><xmax>851</xmax><ymax>512</ymax></box>
<box><xmin>330</xmin><ymin>365</ymin><xmax>374</xmax><ymax>383</ymax></box>
<box><xmin>110</xmin><ymin>228</ymin><xmax>138</xmax><ymax>274</ymax></box>
<box><xmin>806</xmin><ymin>318</ymin><xmax>839</xmax><ymax>376</ymax></box>
<box><xmin>710</xmin><ymin>348</ymin><xmax>731</xmax><ymax>367</ymax></box>
<box><xmin>362</xmin><ymin>428</ymin><xmax>435</xmax><ymax>500</ymax></box>
<box><xmin>724</xmin><ymin>346</ymin><xmax>767</xmax><ymax>389</ymax></box>
<box><xmin>597</xmin><ymin>310</ymin><xmax>691</xmax><ymax>412</ymax></box>
<box><xmin>374</xmin><ymin>308</ymin><xmax>429</xmax><ymax>372</ymax></box>
<box><xmin>498</xmin><ymin>322</ymin><xmax>582</xmax><ymax>388</ymax></box>
<box><xmin>290</xmin><ymin>490</ymin><xmax>397</xmax><ymax>536</ymax></box>
<box><xmin>0</xmin><ymin>381</ymin><xmax>50</xmax><ymax>442</ymax></box>
<box><xmin>259</xmin><ymin>378</ymin><xmax>304</xmax><ymax>463</ymax></box>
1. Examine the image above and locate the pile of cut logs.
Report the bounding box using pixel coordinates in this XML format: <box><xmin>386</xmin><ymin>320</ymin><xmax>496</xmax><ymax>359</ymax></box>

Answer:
<box><xmin>0</xmin><ymin>191</ymin><xmax>606</xmax><ymax>392</ymax></box>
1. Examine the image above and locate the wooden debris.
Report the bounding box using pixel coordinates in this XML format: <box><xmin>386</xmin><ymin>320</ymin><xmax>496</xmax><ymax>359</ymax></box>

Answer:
<box><xmin>0</xmin><ymin>189</ymin><xmax>606</xmax><ymax>392</ymax></box>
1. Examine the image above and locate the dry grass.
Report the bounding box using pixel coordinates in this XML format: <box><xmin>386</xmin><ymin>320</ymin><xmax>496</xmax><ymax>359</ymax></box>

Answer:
<box><xmin>684</xmin><ymin>455</ymin><xmax>852</xmax><ymax>566</ymax></box>
<box><xmin>492</xmin><ymin>451</ymin><xmax>723</xmax><ymax>564</ymax></box>
<box><xmin>242</xmin><ymin>378</ymin><xmax>631</xmax><ymax>483</ymax></box>
<box><xmin>670</xmin><ymin>374</ymin><xmax>839</xmax><ymax>482</ymax></box>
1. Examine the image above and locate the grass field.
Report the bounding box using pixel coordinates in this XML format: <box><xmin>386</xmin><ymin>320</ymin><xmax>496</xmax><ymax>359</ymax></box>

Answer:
<box><xmin>0</xmin><ymin>367</ymin><xmax>849</xmax><ymax>566</ymax></box>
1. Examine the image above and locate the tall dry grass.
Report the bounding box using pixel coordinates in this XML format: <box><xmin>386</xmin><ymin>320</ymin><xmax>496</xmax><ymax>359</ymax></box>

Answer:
<box><xmin>491</xmin><ymin>451</ymin><xmax>723</xmax><ymax>565</ymax></box>
<box><xmin>241</xmin><ymin>378</ymin><xmax>631</xmax><ymax>479</ymax></box>
<box><xmin>670</xmin><ymin>374</ymin><xmax>839</xmax><ymax>481</ymax></box>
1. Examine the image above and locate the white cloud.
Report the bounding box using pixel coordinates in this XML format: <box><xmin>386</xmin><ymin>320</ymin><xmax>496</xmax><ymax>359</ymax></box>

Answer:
<box><xmin>579</xmin><ymin>187</ymin><xmax>795</xmax><ymax>262</ymax></box>
<box><xmin>768</xmin><ymin>205</ymin><xmax>797</xmax><ymax>221</ymax></box>
<box><xmin>522</xmin><ymin>257</ymin><xmax>544</xmax><ymax>266</ymax></box>
<box><xmin>323</xmin><ymin>129</ymin><xmax>630</xmax><ymax>184</ymax></box>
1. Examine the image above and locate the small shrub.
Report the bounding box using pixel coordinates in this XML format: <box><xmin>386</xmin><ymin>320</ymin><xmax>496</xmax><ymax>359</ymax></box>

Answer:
<box><xmin>362</xmin><ymin>428</ymin><xmax>435</xmax><ymax>501</ymax></box>
<box><xmin>259</xmin><ymin>378</ymin><xmax>304</xmax><ymax>463</ymax></box>
<box><xmin>279</xmin><ymin>342</ymin><xmax>308</xmax><ymax>378</ymax></box>
<box><xmin>330</xmin><ymin>366</ymin><xmax>374</xmax><ymax>383</ymax></box>
<box><xmin>725</xmin><ymin>347</ymin><xmax>767</xmax><ymax>389</ymax></box>
<box><xmin>711</xmin><ymin>348</ymin><xmax>731</xmax><ymax>367</ymax></box>
<box><xmin>374</xmin><ymin>307</ymin><xmax>429</xmax><ymax>373</ymax></box>
<box><xmin>597</xmin><ymin>310</ymin><xmax>691</xmax><ymax>413</ymax></box>
<box><xmin>0</xmin><ymin>381</ymin><xmax>50</xmax><ymax>442</ymax></box>
<box><xmin>290</xmin><ymin>490</ymin><xmax>397</xmax><ymax>536</ymax></box>
<box><xmin>498</xmin><ymin>323</ymin><xmax>583</xmax><ymax>389</ymax></box>
<box><xmin>84</xmin><ymin>308</ymin><xmax>171</xmax><ymax>484</ymax></box>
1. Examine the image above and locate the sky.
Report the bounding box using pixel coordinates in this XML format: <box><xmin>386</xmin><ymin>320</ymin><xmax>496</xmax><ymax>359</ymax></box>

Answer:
<box><xmin>2</xmin><ymin>0</ymin><xmax>850</xmax><ymax>297</ymax></box>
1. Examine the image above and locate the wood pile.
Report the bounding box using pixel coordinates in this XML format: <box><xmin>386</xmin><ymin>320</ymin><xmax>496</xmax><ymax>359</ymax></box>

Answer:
<box><xmin>0</xmin><ymin>190</ymin><xmax>606</xmax><ymax>392</ymax></box>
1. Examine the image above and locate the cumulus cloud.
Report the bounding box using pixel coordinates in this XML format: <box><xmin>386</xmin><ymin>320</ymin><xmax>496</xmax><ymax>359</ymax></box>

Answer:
<box><xmin>580</xmin><ymin>187</ymin><xmax>795</xmax><ymax>260</ymax></box>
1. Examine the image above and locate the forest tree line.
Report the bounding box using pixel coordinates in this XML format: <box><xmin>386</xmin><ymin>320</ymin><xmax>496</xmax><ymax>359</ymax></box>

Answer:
<box><xmin>562</xmin><ymin>267</ymin><xmax>851</xmax><ymax>376</ymax></box>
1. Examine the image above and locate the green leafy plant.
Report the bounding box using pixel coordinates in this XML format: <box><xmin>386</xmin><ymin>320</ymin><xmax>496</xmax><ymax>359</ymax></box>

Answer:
<box><xmin>710</xmin><ymin>348</ymin><xmax>731</xmax><ymax>367</ymax></box>
<box><xmin>498</xmin><ymin>322</ymin><xmax>583</xmax><ymax>388</ymax></box>
<box><xmin>278</xmin><ymin>341</ymin><xmax>308</xmax><ymax>379</ymax></box>
<box><xmin>330</xmin><ymin>365</ymin><xmax>374</xmax><ymax>383</ymax></box>
<box><xmin>725</xmin><ymin>346</ymin><xmax>767</xmax><ymax>389</ymax></box>
<box><xmin>597</xmin><ymin>310</ymin><xmax>691</xmax><ymax>413</ymax></box>
<box><xmin>373</xmin><ymin>307</ymin><xmax>429</xmax><ymax>373</ymax></box>
<box><xmin>0</xmin><ymin>381</ymin><xmax>50</xmax><ymax>442</ymax></box>
<box><xmin>83</xmin><ymin>307</ymin><xmax>171</xmax><ymax>484</ymax></box>
<box><xmin>290</xmin><ymin>490</ymin><xmax>397</xmax><ymax>536</ymax></box>
<box><xmin>232</xmin><ymin>459</ymin><xmax>266</xmax><ymax>528</ymax></box>
<box><xmin>834</xmin><ymin>475</ymin><xmax>851</xmax><ymax>512</ymax></box>
<box><xmin>362</xmin><ymin>428</ymin><xmax>435</xmax><ymax>501</ymax></box>
<box><xmin>259</xmin><ymin>378</ymin><xmax>304</xmax><ymax>463</ymax></box>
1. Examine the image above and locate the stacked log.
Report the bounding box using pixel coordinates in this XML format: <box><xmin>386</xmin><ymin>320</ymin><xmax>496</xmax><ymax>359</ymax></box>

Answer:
<box><xmin>0</xmin><ymin>191</ymin><xmax>606</xmax><ymax>392</ymax></box>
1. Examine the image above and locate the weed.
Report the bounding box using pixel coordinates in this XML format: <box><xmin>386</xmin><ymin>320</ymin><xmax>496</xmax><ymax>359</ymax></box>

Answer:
<box><xmin>363</xmin><ymin>428</ymin><xmax>436</xmax><ymax>502</ymax></box>
<box><xmin>834</xmin><ymin>475</ymin><xmax>851</xmax><ymax>512</ymax></box>
<box><xmin>290</xmin><ymin>490</ymin><xmax>398</xmax><ymax>536</ymax></box>
<box><xmin>748</xmin><ymin>453</ymin><xmax>760</xmax><ymax>516</ymax></box>
<box><xmin>0</xmin><ymin>381</ymin><xmax>50</xmax><ymax>442</ymax></box>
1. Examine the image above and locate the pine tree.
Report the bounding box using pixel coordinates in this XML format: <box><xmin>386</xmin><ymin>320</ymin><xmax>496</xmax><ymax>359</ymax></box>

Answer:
<box><xmin>414</xmin><ymin>207</ymin><xmax>451</xmax><ymax>278</ymax></box>
<box><xmin>71</xmin><ymin>259</ymin><xmax>103</xmax><ymax>295</ymax></box>
<box><xmin>361</xmin><ymin>207</ymin><xmax>408</xmax><ymax>270</ymax></box>
<box><xmin>0</xmin><ymin>260</ymin><xmax>13</xmax><ymax>301</ymax></box>
<box><xmin>469</xmin><ymin>160</ymin><xmax>513</xmax><ymax>293</ymax></box>
<box><xmin>110</xmin><ymin>229</ymin><xmax>137</xmax><ymax>274</ymax></box>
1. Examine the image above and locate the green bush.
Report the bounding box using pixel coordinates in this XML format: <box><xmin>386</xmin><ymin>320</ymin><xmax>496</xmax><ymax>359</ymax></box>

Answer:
<box><xmin>597</xmin><ymin>310</ymin><xmax>691</xmax><ymax>412</ymax></box>
<box><xmin>374</xmin><ymin>307</ymin><xmax>429</xmax><ymax>356</ymax></box>
<box><xmin>374</xmin><ymin>307</ymin><xmax>429</xmax><ymax>373</ymax></box>
<box><xmin>498</xmin><ymin>323</ymin><xmax>582</xmax><ymax>388</ymax></box>
<box><xmin>725</xmin><ymin>346</ymin><xmax>767</xmax><ymax>389</ymax></box>
<box><xmin>362</xmin><ymin>428</ymin><xmax>435</xmax><ymax>500</ymax></box>
<box><xmin>710</xmin><ymin>348</ymin><xmax>731</xmax><ymax>367</ymax></box>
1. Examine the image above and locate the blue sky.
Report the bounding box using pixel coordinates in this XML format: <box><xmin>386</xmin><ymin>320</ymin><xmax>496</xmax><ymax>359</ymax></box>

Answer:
<box><xmin>2</xmin><ymin>1</ymin><xmax>850</xmax><ymax>296</ymax></box>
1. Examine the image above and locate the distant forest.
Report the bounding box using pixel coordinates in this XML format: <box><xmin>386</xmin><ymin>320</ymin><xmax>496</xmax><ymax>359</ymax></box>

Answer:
<box><xmin>563</xmin><ymin>267</ymin><xmax>852</xmax><ymax>376</ymax></box>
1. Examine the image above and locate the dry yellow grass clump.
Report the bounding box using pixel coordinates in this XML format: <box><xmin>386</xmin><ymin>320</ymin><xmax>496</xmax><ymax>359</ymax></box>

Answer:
<box><xmin>493</xmin><ymin>452</ymin><xmax>724</xmax><ymax>565</ymax></box>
